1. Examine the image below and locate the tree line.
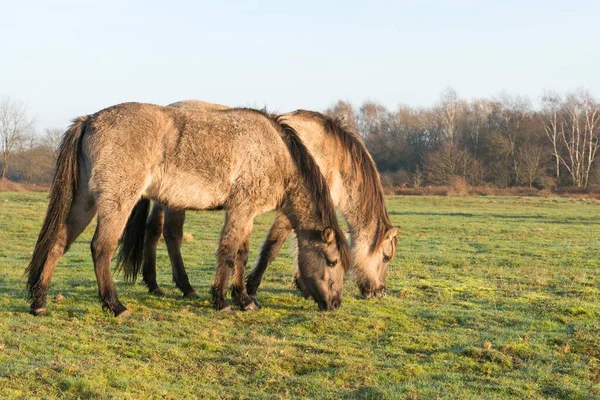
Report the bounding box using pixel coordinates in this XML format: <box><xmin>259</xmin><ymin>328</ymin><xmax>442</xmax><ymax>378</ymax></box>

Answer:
<box><xmin>326</xmin><ymin>89</ymin><xmax>600</xmax><ymax>189</ymax></box>
<box><xmin>0</xmin><ymin>97</ymin><xmax>61</xmax><ymax>184</ymax></box>
<box><xmin>2</xmin><ymin>90</ymin><xmax>599</xmax><ymax>188</ymax></box>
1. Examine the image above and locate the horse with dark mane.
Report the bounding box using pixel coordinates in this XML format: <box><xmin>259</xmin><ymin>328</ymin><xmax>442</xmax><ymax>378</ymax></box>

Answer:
<box><xmin>26</xmin><ymin>102</ymin><xmax>349</xmax><ymax>316</ymax></box>
<box><xmin>118</xmin><ymin>100</ymin><xmax>398</xmax><ymax>307</ymax></box>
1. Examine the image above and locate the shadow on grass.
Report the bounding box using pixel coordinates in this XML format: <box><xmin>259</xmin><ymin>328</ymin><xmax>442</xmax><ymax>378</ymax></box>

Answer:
<box><xmin>1</xmin><ymin>274</ymin><xmax>315</xmax><ymax>317</ymax></box>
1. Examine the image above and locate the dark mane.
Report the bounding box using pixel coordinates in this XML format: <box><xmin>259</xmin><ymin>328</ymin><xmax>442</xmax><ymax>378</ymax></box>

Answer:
<box><xmin>228</xmin><ymin>107</ymin><xmax>350</xmax><ymax>270</ymax></box>
<box><xmin>290</xmin><ymin>110</ymin><xmax>392</xmax><ymax>253</ymax></box>
<box><xmin>277</xmin><ymin>116</ymin><xmax>351</xmax><ymax>271</ymax></box>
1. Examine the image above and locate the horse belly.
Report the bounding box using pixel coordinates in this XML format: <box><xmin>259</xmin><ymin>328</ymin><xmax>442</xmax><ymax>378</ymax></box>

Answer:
<box><xmin>143</xmin><ymin>169</ymin><xmax>228</xmax><ymax>210</ymax></box>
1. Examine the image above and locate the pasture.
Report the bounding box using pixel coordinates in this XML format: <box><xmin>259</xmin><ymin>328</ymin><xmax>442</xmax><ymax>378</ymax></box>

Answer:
<box><xmin>1</xmin><ymin>192</ymin><xmax>599</xmax><ymax>399</ymax></box>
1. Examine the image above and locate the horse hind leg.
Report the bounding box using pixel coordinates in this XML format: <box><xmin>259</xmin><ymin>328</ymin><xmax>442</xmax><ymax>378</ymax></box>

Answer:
<box><xmin>142</xmin><ymin>202</ymin><xmax>165</xmax><ymax>296</ymax></box>
<box><xmin>163</xmin><ymin>208</ymin><xmax>197</xmax><ymax>298</ymax></box>
<box><xmin>30</xmin><ymin>187</ymin><xmax>96</xmax><ymax>315</ymax></box>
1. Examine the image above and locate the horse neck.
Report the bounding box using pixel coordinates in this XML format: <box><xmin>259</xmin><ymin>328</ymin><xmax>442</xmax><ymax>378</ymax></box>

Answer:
<box><xmin>340</xmin><ymin>191</ymin><xmax>380</xmax><ymax>262</ymax></box>
<box><xmin>309</xmin><ymin>129</ymin><xmax>383</xmax><ymax>260</ymax></box>
<box><xmin>281</xmin><ymin>179</ymin><xmax>326</xmax><ymax>232</ymax></box>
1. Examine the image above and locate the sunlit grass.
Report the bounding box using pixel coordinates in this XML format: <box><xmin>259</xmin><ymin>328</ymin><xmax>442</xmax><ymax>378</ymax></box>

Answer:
<box><xmin>1</xmin><ymin>193</ymin><xmax>599</xmax><ymax>398</ymax></box>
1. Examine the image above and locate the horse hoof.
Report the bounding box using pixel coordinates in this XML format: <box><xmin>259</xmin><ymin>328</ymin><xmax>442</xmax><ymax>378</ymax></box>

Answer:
<box><xmin>362</xmin><ymin>291</ymin><xmax>374</xmax><ymax>300</ymax></box>
<box><xmin>243</xmin><ymin>301</ymin><xmax>260</xmax><ymax>311</ymax></box>
<box><xmin>218</xmin><ymin>305</ymin><xmax>232</xmax><ymax>313</ymax></box>
<box><xmin>31</xmin><ymin>307</ymin><xmax>47</xmax><ymax>316</ymax></box>
<box><xmin>249</xmin><ymin>295</ymin><xmax>261</xmax><ymax>308</ymax></box>
<box><xmin>183</xmin><ymin>291</ymin><xmax>199</xmax><ymax>299</ymax></box>
<box><xmin>150</xmin><ymin>288</ymin><xmax>165</xmax><ymax>297</ymax></box>
<box><xmin>116</xmin><ymin>310</ymin><xmax>132</xmax><ymax>319</ymax></box>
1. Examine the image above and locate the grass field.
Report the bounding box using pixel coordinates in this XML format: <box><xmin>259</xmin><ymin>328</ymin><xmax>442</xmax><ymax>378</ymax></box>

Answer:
<box><xmin>1</xmin><ymin>192</ymin><xmax>599</xmax><ymax>399</ymax></box>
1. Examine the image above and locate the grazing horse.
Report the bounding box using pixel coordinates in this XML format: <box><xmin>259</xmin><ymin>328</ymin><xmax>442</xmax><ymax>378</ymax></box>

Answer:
<box><xmin>25</xmin><ymin>103</ymin><xmax>349</xmax><ymax>316</ymax></box>
<box><xmin>119</xmin><ymin>100</ymin><xmax>398</xmax><ymax>305</ymax></box>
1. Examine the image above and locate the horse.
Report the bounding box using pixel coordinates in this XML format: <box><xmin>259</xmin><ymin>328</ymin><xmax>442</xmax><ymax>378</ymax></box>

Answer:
<box><xmin>25</xmin><ymin>102</ymin><xmax>350</xmax><ymax>317</ymax></box>
<box><xmin>118</xmin><ymin>100</ymin><xmax>398</xmax><ymax>306</ymax></box>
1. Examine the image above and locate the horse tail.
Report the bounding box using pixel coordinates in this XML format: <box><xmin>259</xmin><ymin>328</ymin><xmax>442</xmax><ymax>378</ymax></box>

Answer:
<box><xmin>115</xmin><ymin>199</ymin><xmax>151</xmax><ymax>281</ymax></box>
<box><xmin>25</xmin><ymin>116</ymin><xmax>88</xmax><ymax>298</ymax></box>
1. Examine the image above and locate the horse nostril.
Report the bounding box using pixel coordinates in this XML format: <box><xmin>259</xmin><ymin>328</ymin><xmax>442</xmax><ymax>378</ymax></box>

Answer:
<box><xmin>331</xmin><ymin>299</ymin><xmax>341</xmax><ymax>310</ymax></box>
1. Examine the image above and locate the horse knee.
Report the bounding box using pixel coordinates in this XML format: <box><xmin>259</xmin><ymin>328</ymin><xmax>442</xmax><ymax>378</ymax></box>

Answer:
<box><xmin>91</xmin><ymin>237</ymin><xmax>115</xmax><ymax>263</ymax></box>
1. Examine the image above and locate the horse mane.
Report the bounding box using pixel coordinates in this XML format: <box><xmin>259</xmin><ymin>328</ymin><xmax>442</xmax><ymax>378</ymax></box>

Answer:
<box><xmin>224</xmin><ymin>107</ymin><xmax>351</xmax><ymax>270</ymax></box>
<box><xmin>289</xmin><ymin>110</ymin><xmax>392</xmax><ymax>253</ymax></box>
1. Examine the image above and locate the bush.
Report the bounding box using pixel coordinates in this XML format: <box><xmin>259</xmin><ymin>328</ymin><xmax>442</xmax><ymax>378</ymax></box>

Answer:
<box><xmin>424</xmin><ymin>144</ymin><xmax>482</xmax><ymax>186</ymax></box>
<box><xmin>447</xmin><ymin>176</ymin><xmax>469</xmax><ymax>196</ymax></box>
<box><xmin>535</xmin><ymin>175</ymin><xmax>557</xmax><ymax>190</ymax></box>
<box><xmin>380</xmin><ymin>169</ymin><xmax>411</xmax><ymax>187</ymax></box>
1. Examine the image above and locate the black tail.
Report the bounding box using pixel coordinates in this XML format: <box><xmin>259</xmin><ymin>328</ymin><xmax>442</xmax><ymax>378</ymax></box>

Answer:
<box><xmin>25</xmin><ymin>116</ymin><xmax>88</xmax><ymax>298</ymax></box>
<box><xmin>115</xmin><ymin>199</ymin><xmax>150</xmax><ymax>281</ymax></box>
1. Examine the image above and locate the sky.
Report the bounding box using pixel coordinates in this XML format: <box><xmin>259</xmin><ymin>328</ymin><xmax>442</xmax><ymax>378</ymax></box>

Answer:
<box><xmin>0</xmin><ymin>0</ymin><xmax>598</xmax><ymax>131</ymax></box>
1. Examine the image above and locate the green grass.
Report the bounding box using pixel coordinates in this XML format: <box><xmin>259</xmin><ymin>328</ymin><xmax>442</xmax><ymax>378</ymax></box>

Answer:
<box><xmin>1</xmin><ymin>193</ymin><xmax>599</xmax><ymax>399</ymax></box>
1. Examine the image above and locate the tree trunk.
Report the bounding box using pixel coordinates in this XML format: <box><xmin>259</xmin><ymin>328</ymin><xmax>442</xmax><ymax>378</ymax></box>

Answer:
<box><xmin>1</xmin><ymin>152</ymin><xmax>8</xmax><ymax>180</ymax></box>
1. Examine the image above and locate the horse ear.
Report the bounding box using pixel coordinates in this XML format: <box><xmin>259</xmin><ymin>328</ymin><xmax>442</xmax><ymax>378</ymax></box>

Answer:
<box><xmin>386</xmin><ymin>226</ymin><xmax>399</xmax><ymax>240</ymax></box>
<box><xmin>321</xmin><ymin>227</ymin><xmax>335</xmax><ymax>244</ymax></box>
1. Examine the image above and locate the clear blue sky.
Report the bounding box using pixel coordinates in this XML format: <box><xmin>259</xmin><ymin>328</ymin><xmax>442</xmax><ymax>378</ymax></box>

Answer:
<box><xmin>1</xmin><ymin>0</ymin><xmax>598</xmax><ymax>130</ymax></box>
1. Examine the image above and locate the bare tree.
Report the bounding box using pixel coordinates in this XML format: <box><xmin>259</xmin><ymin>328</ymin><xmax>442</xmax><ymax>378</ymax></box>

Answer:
<box><xmin>358</xmin><ymin>101</ymin><xmax>389</xmax><ymax>139</ymax></box>
<box><xmin>560</xmin><ymin>90</ymin><xmax>600</xmax><ymax>188</ymax></box>
<box><xmin>43</xmin><ymin>127</ymin><xmax>63</xmax><ymax>160</ymax></box>
<box><xmin>465</xmin><ymin>99</ymin><xmax>494</xmax><ymax>158</ymax></box>
<box><xmin>518</xmin><ymin>143</ymin><xmax>544</xmax><ymax>187</ymax></box>
<box><xmin>437</xmin><ymin>88</ymin><xmax>464</xmax><ymax>147</ymax></box>
<box><xmin>491</xmin><ymin>94</ymin><xmax>531</xmax><ymax>186</ymax></box>
<box><xmin>541</xmin><ymin>92</ymin><xmax>563</xmax><ymax>181</ymax></box>
<box><xmin>358</xmin><ymin>101</ymin><xmax>407</xmax><ymax>172</ymax></box>
<box><xmin>22</xmin><ymin>131</ymin><xmax>38</xmax><ymax>151</ymax></box>
<box><xmin>0</xmin><ymin>97</ymin><xmax>34</xmax><ymax>179</ymax></box>
<box><xmin>19</xmin><ymin>131</ymin><xmax>40</xmax><ymax>184</ymax></box>
<box><xmin>325</xmin><ymin>100</ymin><xmax>358</xmax><ymax>132</ymax></box>
<box><xmin>425</xmin><ymin>142</ymin><xmax>481</xmax><ymax>185</ymax></box>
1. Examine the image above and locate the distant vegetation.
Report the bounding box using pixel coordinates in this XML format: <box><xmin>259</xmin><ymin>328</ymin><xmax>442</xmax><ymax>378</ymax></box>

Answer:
<box><xmin>326</xmin><ymin>89</ymin><xmax>600</xmax><ymax>191</ymax></box>
<box><xmin>2</xmin><ymin>89</ymin><xmax>599</xmax><ymax>191</ymax></box>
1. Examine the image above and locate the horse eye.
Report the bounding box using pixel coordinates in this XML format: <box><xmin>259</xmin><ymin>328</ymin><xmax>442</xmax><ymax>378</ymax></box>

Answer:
<box><xmin>383</xmin><ymin>255</ymin><xmax>391</xmax><ymax>263</ymax></box>
<box><xmin>326</xmin><ymin>259</ymin><xmax>338</xmax><ymax>267</ymax></box>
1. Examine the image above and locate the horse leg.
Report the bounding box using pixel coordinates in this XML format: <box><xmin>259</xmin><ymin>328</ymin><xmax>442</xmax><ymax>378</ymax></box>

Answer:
<box><xmin>30</xmin><ymin>188</ymin><xmax>96</xmax><ymax>315</ymax></box>
<box><xmin>245</xmin><ymin>213</ymin><xmax>292</xmax><ymax>302</ymax></box>
<box><xmin>211</xmin><ymin>207</ymin><xmax>255</xmax><ymax>311</ymax></box>
<box><xmin>231</xmin><ymin>238</ymin><xmax>256</xmax><ymax>310</ymax></box>
<box><xmin>163</xmin><ymin>208</ymin><xmax>197</xmax><ymax>298</ymax></box>
<box><xmin>142</xmin><ymin>202</ymin><xmax>165</xmax><ymax>296</ymax></box>
<box><xmin>91</xmin><ymin>196</ymin><xmax>140</xmax><ymax>317</ymax></box>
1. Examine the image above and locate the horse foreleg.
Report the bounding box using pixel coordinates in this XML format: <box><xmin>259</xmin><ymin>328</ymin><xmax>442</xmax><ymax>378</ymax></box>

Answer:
<box><xmin>211</xmin><ymin>208</ymin><xmax>255</xmax><ymax>311</ymax></box>
<box><xmin>92</xmin><ymin>197</ymin><xmax>140</xmax><ymax>317</ymax></box>
<box><xmin>231</xmin><ymin>238</ymin><xmax>256</xmax><ymax>310</ymax></box>
<box><xmin>245</xmin><ymin>213</ymin><xmax>292</xmax><ymax>301</ymax></box>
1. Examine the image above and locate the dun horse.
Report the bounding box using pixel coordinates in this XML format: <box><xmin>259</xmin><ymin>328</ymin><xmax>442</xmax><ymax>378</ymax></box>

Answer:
<box><xmin>119</xmin><ymin>100</ymin><xmax>398</xmax><ymax>305</ymax></box>
<box><xmin>25</xmin><ymin>103</ymin><xmax>349</xmax><ymax>316</ymax></box>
